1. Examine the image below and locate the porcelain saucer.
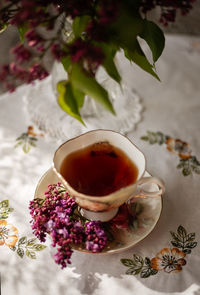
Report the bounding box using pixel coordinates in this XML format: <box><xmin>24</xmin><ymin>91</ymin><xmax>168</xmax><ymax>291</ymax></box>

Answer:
<box><xmin>34</xmin><ymin>168</ymin><xmax>162</xmax><ymax>254</ymax></box>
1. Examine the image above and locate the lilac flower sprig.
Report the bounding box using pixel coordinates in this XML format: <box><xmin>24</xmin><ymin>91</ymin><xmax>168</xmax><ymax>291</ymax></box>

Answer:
<box><xmin>29</xmin><ymin>182</ymin><xmax>108</xmax><ymax>269</ymax></box>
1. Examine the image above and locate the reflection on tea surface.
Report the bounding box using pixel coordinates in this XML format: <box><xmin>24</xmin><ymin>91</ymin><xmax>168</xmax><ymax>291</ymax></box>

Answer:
<box><xmin>60</xmin><ymin>142</ymin><xmax>138</xmax><ymax>196</ymax></box>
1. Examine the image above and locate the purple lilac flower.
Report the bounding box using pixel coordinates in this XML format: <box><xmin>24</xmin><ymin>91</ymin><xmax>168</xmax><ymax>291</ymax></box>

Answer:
<box><xmin>85</xmin><ymin>221</ymin><xmax>107</xmax><ymax>253</ymax></box>
<box><xmin>29</xmin><ymin>183</ymin><xmax>108</xmax><ymax>269</ymax></box>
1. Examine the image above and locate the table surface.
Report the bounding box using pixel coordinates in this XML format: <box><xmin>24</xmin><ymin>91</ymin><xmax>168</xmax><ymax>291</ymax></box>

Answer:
<box><xmin>0</xmin><ymin>34</ymin><xmax>200</xmax><ymax>295</ymax></box>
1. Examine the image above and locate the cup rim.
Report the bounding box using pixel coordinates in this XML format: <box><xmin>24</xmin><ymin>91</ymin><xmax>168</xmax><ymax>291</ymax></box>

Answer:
<box><xmin>52</xmin><ymin>129</ymin><xmax>146</xmax><ymax>201</ymax></box>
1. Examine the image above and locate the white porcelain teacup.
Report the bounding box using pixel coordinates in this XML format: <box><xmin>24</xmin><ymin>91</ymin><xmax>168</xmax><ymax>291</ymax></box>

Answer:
<box><xmin>53</xmin><ymin>130</ymin><xmax>165</xmax><ymax>222</ymax></box>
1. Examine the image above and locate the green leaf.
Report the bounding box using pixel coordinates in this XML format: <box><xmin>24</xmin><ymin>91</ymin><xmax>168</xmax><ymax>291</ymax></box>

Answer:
<box><xmin>26</xmin><ymin>249</ymin><xmax>36</xmax><ymax>259</ymax></box>
<box><xmin>144</xmin><ymin>257</ymin><xmax>151</xmax><ymax>266</ymax></box>
<box><xmin>32</xmin><ymin>244</ymin><xmax>47</xmax><ymax>251</ymax></box>
<box><xmin>27</xmin><ymin>238</ymin><xmax>38</xmax><ymax>246</ymax></box>
<box><xmin>185</xmin><ymin>242</ymin><xmax>197</xmax><ymax>249</ymax></box>
<box><xmin>23</xmin><ymin>144</ymin><xmax>31</xmax><ymax>153</ymax></box>
<box><xmin>182</xmin><ymin>167</ymin><xmax>191</xmax><ymax>176</ymax></box>
<box><xmin>186</xmin><ymin>233</ymin><xmax>195</xmax><ymax>242</ymax></box>
<box><xmin>177</xmin><ymin>162</ymin><xmax>185</xmax><ymax>169</ymax></box>
<box><xmin>124</xmin><ymin>41</ymin><xmax>160</xmax><ymax>81</ymax></box>
<box><xmin>121</xmin><ymin>259</ymin><xmax>136</xmax><ymax>267</ymax></box>
<box><xmin>0</xmin><ymin>214</ymin><xmax>8</xmax><ymax>219</ymax></box>
<box><xmin>140</xmin><ymin>267</ymin><xmax>152</xmax><ymax>278</ymax></box>
<box><xmin>110</xmin><ymin>9</ymin><xmax>143</xmax><ymax>51</ymax></box>
<box><xmin>71</xmin><ymin>63</ymin><xmax>115</xmax><ymax>115</ymax></box>
<box><xmin>183</xmin><ymin>249</ymin><xmax>191</xmax><ymax>254</ymax></box>
<box><xmin>126</xmin><ymin>267</ymin><xmax>141</xmax><ymax>275</ymax></box>
<box><xmin>0</xmin><ymin>23</ymin><xmax>8</xmax><ymax>34</ymax></box>
<box><xmin>29</xmin><ymin>141</ymin><xmax>36</xmax><ymax>147</ymax></box>
<box><xmin>72</xmin><ymin>15</ymin><xmax>91</xmax><ymax>38</ymax></box>
<box><xmin>99</xmin><ymin>43</ymin><xmax>121</xmax><ymax>84</ymax></box>
<box><xmin>139</xmin><ymin>19</ymin><xmax>165</xmax><ymax>63</ymax></box>
<box><xmin>177</xmin><ymin>225</ymin><xmax>187</xmax><ymax>238</ymax></box>
<box><xmin>18</xmin><ymin>236</ymin><xmax>27</xmax><ymax>246</ymax></box>
<box><xmin>17</xmin><ymin>248</ymin><xmax>25</xmax><ymax>258</ymax></box>
<box><xmin>133</xmin><ymin>254</ymin><xmax>144</xmax><ymax>266</ymax></box>
<box><xmin>0</xmin><ymin>200</ymin><xmax>9</xmax><ymax>208</ymax></box>
<box><xmin>171</xmin><ymin>241</ymin><xmax>183</xmax><ymax>248</ymax></box>
<box><xmin>61</xmin><ymin>56</ymin><xmax>71</xmax><ymax>72</ymax></box>
<box><xmin>151</xmin><ymin>269</ymin><xmax>158</xmax><ymax>275</ymax></box>
<box><xmin>18</xmin><ymin>25</ymin><xmax>28</xmax><ymax>43</ymax></box>
<box><xmin>141</xmin><ymin>136</ymin><xmax>149</xmax><ymax>141</ymax></box>
<box><xmin>9</xmin><ymin>246</ymin><xmax>16</xmax><ymax>251</ymax></box>
<box><xmin>57</xmin><ymin>80</ymin><xmax>85</xmax><ymax>124</ymax></box>
<box><xmin>170</xmin><ymin>231</ymin><xmax>181</xmax><ymax>242</ymax></box>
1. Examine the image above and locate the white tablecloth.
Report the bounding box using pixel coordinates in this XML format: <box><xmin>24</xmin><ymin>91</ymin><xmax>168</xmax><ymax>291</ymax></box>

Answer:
<box><xmin>0</xmin><ymin>34</ymin><xmax>200</xmax><ymax>295</ymax></box>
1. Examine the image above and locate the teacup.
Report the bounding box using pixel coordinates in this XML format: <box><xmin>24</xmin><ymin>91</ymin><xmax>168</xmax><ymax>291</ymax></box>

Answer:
<box><xmin>53</xmin><ymin>130</ymin><xmax>165</xmax><ymax>222</ymax></box>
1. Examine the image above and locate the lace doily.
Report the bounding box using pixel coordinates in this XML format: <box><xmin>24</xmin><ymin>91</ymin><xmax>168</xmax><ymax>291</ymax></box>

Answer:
<box><xmin>23</xmin><ymin>62</ymin><xmax>143</xmax><ymax>141</ymax></box>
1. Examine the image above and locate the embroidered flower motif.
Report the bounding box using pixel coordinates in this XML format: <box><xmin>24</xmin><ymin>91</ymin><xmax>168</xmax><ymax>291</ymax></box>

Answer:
<box><xmin>121</xmin><ymin>225</ymin><xmax>197</xmax><ymax>278</ymax></box>
<box><xmin>151</xmin><ymin>248</ymin><xmax>186</xmax><ymax>273</ymax></box>
<box><xmin>141</xmin><ymin>131</ymin><xmax>200</xmax><ymax>176</ymax></box>
<box><xmin>0</xmin><ymin>219</ymin><xmax>18</xmax><ymax>247</ymax></box>
<box><xmin>15</xmin><ymin>125</ymin><xmax>44</xmax><ymax>153</ymax></box>
<box><xmin>166</xmin><ymin>138</ymin><xmax>191</xmax><ymax>159</ymax></box>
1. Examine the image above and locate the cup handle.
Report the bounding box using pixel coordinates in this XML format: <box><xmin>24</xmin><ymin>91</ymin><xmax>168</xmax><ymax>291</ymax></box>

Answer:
<box><xmin>134</xmin><ymin>177</ymin><xmax>165</xmax><ymax>198</ymax></box>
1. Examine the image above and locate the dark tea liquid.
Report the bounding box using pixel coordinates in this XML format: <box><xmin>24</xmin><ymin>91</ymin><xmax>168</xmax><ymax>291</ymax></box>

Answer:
<box><xmin>60</xmin><ymin>142</ymin><xmax>138</xmax><ymax>196</ymax></box>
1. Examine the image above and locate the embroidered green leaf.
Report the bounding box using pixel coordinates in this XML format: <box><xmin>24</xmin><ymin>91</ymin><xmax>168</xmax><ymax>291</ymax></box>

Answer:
<box><xmin>0</xmin><ymin>200</ymin><xmax>13</xmax><ymax>219</ymax></box>
<box><xmin>126</xmin><ymin>267</ymin><xmax>142</xmax><ymax>275</ymax></box>
<box><xmin>0</xmin><ymin>200</ymin><xmax>9</xmax><ymax>208</ymax></box>
<box><xmin>121</xmin><ymin>259</ymin><xmax>136</xmax><ymax>267</ymax></box>
<box><xmin>186</xmin><ymin>233</ymin><xmax>195</xmax><ymax>242</ymax></box>
<box><xmin>171</xmin><ymin>241</ymin><xmax>183</xmax><ymax>248</ymax></box>
<box><xmin>17</xmin><ymin>248</ymin><xmax>25</xmax><ymax>258</ymax></box>
<box><xmin>151</xmin><ymin>269</ymin><xmax>158</xmax><ymax>275</ymax></box>
<box><xmin>26</xmin><ymin>249</ymin><xmax>36</xmax><ymax>259</ymax></box>
<box><xmin>170</xmin><ymin>231</ymin><xmax>180</xmax><ymax>242</ymax></box>
<box><xmin>9</xmin><ymin>246</ymin><xmax>16</xmax><ymax>251</ymax></box>
<box><xmin>18</xmin><ymin>236</ymin><xmax>27</xmax><ymax>246</ymax></box>
<box><xmin>182</xmin><ymin>167</ymin><xmax>191</xmax><ymax>176</ymax></box>
<box><xmin>133</xmin><ymin>254</ymin><xmax>144</xmax><ymax>266</ymax></box>
<box><xmin>23</xmin><ymin>143</ymin><xmax>31</xmax><ymax>153</ymax></box>
<box><xmin>27</xmin><ymin>238</ymin><xmax>38</xmax><ymax>246</ymax></box>
<box><xmin>141</xmin><ymin>131</ymin><xmax>166</xmax><ymax>145</ymax></box>
<box><xmin>140</xmin><ymin>267</ymin><xmax>152</xmax><ymax>278</ymax></box>
<box><xmin>185</xmin><ymin>242</ymin><xmax>197</xmax><ymax>249</ymax></box>
<box><xmin>177</xmin><ymin>226</ymin><xmax>187</xmax><ymax>238</ymax></box>
<box><xmin>15</xmin><ymin>132</ymin><xmax>38</xmax><ymax>153</ymax></box>
<box><xmin>144</xmin><ymin>257</ymin><xmax>151</xmax><ymax>266</ymax></box>
<box><xmin>32</xmin><ymin>244</ymin><xmax>47</xmax><ymax>251</ymax></box>
<box><xmin>183</xmin><ymin>249</ymin><xmax>191</xmax><ymax>254</ymax></box>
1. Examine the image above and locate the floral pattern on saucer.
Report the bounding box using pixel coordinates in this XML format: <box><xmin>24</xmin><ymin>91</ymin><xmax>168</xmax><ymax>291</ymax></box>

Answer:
<box><xmin>34</xmin><ymin>168</ymin><xmax>162</xmax><ymax>255</ymax></box>
<box><xmin>141</xmin><ymin>131</ymin><xmax>200</xmax><ymax>176</ymax></box>
<box><xmin>121</xmin><ymin>225</ymin><xmax>197</xmax><ymax>278</ymax></box>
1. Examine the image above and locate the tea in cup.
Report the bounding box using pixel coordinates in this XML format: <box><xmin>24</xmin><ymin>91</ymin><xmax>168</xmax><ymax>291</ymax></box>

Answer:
<box><xmin>53</xmin><ymin>130</ymin><xmax>165</xmax><ymax>221</ymax></box>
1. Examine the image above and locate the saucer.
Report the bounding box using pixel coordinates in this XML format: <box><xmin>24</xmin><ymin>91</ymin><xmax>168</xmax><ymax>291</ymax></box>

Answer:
<box><xmin>34</xmin><ymin>168</ymin><xmax>162</xmax><ymax>254</ymax></box>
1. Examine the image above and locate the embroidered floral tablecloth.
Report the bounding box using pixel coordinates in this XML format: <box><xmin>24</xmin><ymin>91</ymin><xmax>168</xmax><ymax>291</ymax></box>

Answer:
<box><xmin>0</xmin><ymin>34</ymin><xmax>200</xmax><ymax>295</ymax></box>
